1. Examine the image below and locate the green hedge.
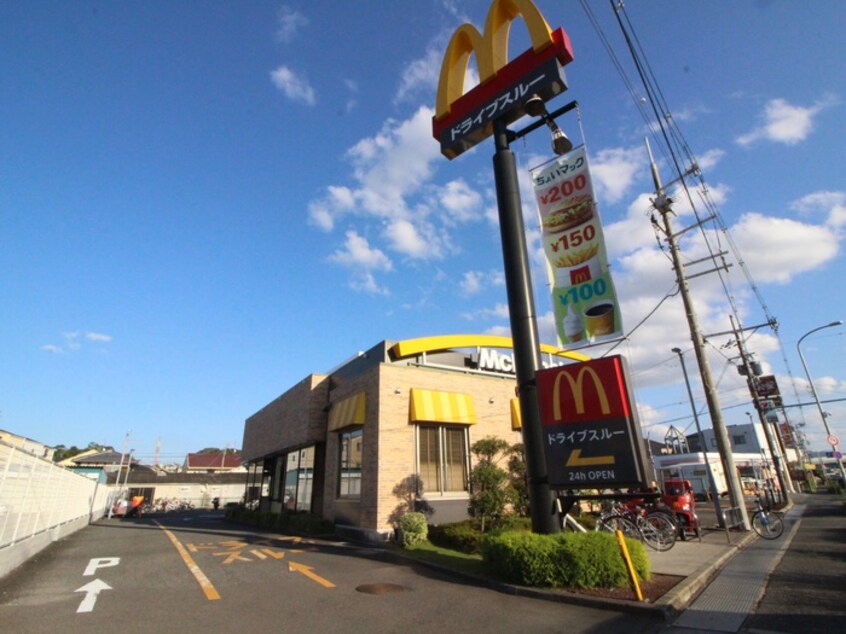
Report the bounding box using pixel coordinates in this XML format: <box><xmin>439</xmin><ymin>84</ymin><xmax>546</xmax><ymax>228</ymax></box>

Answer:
<box><xmin>428</xmin><ymin>520</ymin><xmax>485</xmax><ymax>554</ymax></box>
<box><xmin>428</xmin><ymin>517</ymin><xmax>533</xmax><ymax>554</ymax></box>
<box><xmin>481</xmin><ymin>530</ymin><xmax>651</xmax><ymax>589</ymax></box>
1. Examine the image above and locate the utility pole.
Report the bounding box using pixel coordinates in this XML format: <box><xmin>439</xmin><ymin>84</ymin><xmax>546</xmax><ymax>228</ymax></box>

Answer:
<box><xmin>673</xmin><ymin>347</ymin><xmax>723</xmax><ymax>522</ymax></box>
<box><xmin>108</xmin><ymin>430</ymin><xmax>132</xmax><ymax>519</ymax></box>
<box><xmin>730</xmin><ymin>315</ymin><xmax>794</xmax><ymax>501</ymax></box>
<box><xmin>647</xmin><ymin>140</ymin><xmax>749</xmax><ymax>530</ymax></box>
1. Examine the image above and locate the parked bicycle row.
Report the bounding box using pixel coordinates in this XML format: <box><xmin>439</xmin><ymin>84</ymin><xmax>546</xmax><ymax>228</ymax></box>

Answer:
<box><xmin>557</xmin><ymin>479</ymin><xmax>785</xmax><ymax>552</ymax></box>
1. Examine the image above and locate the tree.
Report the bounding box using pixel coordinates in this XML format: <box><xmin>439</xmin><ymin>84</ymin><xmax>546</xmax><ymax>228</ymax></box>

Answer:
<box><xmin>52</xmin><ymin>442</ymin><xmax>114</xmax><ymax>462</ymax></box>
<box><xmin>506</xmin><ymin>443</ymin><xmax>530</xmax><ymax>517</ymax></box>
<box><xmin>468</xmin><ymin>437</ymin><xmax>511</xmax><ymax>532</ymax></box>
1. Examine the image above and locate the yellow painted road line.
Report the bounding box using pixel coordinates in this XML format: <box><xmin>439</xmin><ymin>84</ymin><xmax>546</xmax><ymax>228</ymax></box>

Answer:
<box><xmin>154</xmin><ymin>520</ymin><xmax>221</xmax><ymax>601</ymax></box>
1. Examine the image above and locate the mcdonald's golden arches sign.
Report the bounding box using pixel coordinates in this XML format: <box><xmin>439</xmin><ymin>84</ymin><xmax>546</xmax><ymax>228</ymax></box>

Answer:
<box><xmin>432</xmin><ymin>0</ymin><xmax>574</xmax><ymax>159</ymax></box>
<box><xmin>536</xmin><ymin>355</ymin><xmax>648</xmax><ymax>488</ymax></box>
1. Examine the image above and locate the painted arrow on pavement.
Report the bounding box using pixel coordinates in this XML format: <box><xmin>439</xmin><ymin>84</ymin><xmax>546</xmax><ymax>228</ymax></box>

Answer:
<box><xmin>288</xmin><ymin>561</ymin><xmax>335</xmax><ymax>588</ymax></box>
<box><xmin>75</xmin><ymin>578</ymin><xmax>112</xmax><ymax>613</ymax></box>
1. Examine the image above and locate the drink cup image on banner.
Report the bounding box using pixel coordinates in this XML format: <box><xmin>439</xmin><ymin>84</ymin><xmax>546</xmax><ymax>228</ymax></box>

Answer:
<box><xmin>532</xmin><ymin>146</ymin><xmax>623</xmax><ymax>348</ymax></box>
<box><xmin>583</xmin><ymin>300</ymin><xmax>616</xmax><ymax>337</ymax></box>
<box><xmin>553</xmin><ymin>272</ymin><xmax>621</xmax><ymax>346</ymax></box>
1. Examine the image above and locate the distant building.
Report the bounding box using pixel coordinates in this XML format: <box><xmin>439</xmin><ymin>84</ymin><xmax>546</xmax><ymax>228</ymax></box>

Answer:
<box><xmin>183</xmin><ymin>451</ymin><xmax>245</xmax><ymax>474</ymax></box>
<box><xmin>0</xmin><ymin>429</ymin><xmax>54</xmax><ymax>460</ymax></box>
<box><xmin>67</xmin><ymin>450</ymin><xmax>136</xmax><ymax>471</ymax></box>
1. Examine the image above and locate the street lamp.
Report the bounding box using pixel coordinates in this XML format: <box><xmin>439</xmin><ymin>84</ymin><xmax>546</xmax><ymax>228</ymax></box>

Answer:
<box><xmin>672</xmin><ymin>347</ymin><xmax>723</xmax><ymax>523</ymax></box>
<box><xmin>796</xmin><ymin>320</ymin><xmax>846</xmax><ymax>485</ymax></box>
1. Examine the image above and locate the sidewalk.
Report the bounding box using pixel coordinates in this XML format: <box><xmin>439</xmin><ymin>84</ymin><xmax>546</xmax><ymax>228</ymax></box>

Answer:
<box><xmin>648</xmin><ymin>517</ymin><xmax>763</xmax><ymax>617</ymax></box>
<box><xmin>661</xmin><ymin>503</ymin><xmax>802</xmax><ymax>630</ymax></box>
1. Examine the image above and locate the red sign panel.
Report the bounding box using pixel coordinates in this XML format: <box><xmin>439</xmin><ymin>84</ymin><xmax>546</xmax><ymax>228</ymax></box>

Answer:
<box><xmin>536</xmin><ymin>355</ymin><xmax>631</xmax><ymax>424</ymax></box>
<box><xmin>536</xmin><ymin>355</ymin><xmax>647</xmax><ymax>488</ymax></box>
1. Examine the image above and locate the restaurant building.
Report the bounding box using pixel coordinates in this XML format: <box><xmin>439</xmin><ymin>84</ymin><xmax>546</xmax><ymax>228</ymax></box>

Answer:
<box><xmin>241</xmin><ymin>335</ymin><xmax>586</xmax><ymax>543</ymax></box>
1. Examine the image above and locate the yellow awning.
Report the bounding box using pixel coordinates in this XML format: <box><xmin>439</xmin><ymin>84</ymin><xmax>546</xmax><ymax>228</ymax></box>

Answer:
<box><xmin>409</xmin><ymin>388</ymin><xmax>476</xmax><ymax>425</ymax></box>
<box><xmin>328</xmin><ymin>392</ymin><xmax>366</xmax><ymax>432</ymax></box>
<box><xmin>511</xmin><ymin>398</ymin><xmax>522</xmax><ymax>430</ymax></box>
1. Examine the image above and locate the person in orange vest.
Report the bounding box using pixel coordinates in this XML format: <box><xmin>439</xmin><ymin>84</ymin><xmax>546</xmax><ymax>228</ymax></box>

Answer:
<box><xmin>126</xmin><ymin>495</ymin><xmax>145</xmax><ymax>518</ymax></box>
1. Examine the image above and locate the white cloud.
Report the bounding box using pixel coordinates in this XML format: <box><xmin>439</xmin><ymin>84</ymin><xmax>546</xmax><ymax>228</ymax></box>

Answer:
<box><xmin>352</xmin><ymin>271</ymin><xmax>389</xmax><ymax>296</ymax></box>
<box><xmin>695</xmin><ymin>148</ymin><xmax>726</xmax><ymax>172</ymax></box>
<box><xmin>728</xmin><ymin>212</ymin><xmax>839</xmax><ymax>283</ymax></box>
<box><xmin>275</xmin><ymin>6</ymin><xmax>308</xmax><ymax>43</ymax></box>
<box><xmin>308</xmin><ymin>106</ymin><xmax>444</xmax><ymax>253</ymax></box>
<box><xmin>40</xmin><ymin>330</ymin><xmax>112</xmax><ymax>353</ymax></box>
<box><xmin>383</xmin><ymin>218</ymin><xmax>434</xmax><ymax>258</ymax></box>
<box><xmin>590</xmin><ymin>146</ymin><xmax>645</xmax><ymax>204</ymax></box>
<box><xmin>85</xmin><ymin>332</ymin><xmax>112</xmax><ymax>343</ymax></box>
<box><xmin>63</xmin><ymin>332</ymin><xmax>81</xmax><ymax>350</ymax></box>
<box><xmin>394</xmin><ymin>45</ymin><xmax>442</xmax><ymax>105</ymax></box>
<box><xmin>460</xmin><ymin>270</ymin><xmax>483</xmax><ymax>295</ymax></box>
<box><xmin>791</xmin><ymin>190</ymin><xmax>846</xmax><ymax>229</ymax></box>
<box><xmin>462</xmin><ymin>302</ymin><xmax>510</xmax><ymax>322</ymax></box>
<box><xmin>439</xmin><ymin>179</ymin><xmax>483</xmax><ymax>223</ymax></box>
<box><xmin>269</xmin><ymin>66</ymin><xmax>316</xmax><ymax>105</ymax></box>
<box><xmin>603</xmin><ymin>192</ymin><xmax>660</xmax><ymax>261</ymax></box>
<box><xmin>458</xmin><ymin>269</ymin><xmax>503</xmax><ymax>296</ymax></box>
<box><xmin>329</xmin><ymin>230</ymin><xmax>393</xmax><ymax>271</ymax></box>
<box><xmin>307</xmin><ymin>200</ymin><xmax>334</xmax><ymax>231</ymax></box>
<box><xmin>736</xmin><ymin>97</ymin><xmax>831</xmax><ymax>146</ymax></box>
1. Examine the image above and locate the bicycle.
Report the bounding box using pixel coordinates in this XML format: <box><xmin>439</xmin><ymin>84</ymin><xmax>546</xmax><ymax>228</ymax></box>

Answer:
<box><xmin>596</xmin><ymin>501</ymin><xmax>677</xmax><ymax>551</ymax></box>
<box><xmin>750</xmin><ymin>494</ymin><xmax>784</xmax><ymax>539</ymax></box>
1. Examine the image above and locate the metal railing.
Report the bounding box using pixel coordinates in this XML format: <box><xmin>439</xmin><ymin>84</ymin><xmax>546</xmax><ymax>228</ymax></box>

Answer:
<box><xmin>0</xmin><ymin>443</ymin><xmax>111</xmax><ymax>549</ymax></box>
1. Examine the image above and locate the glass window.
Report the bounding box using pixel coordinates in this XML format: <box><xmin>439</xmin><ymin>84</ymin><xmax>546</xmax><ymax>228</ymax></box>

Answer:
<box><xmin>271</xmin><ymin>455</ymin><xmax>284</xmax><ymax>502</ymax></box>
<box><xmin>338</xmin><ymin>428</ymin><xmax>363</xmax><ymax>498</ymax></box>
<box><xmin>417</xmin><ymin>425</ymin><xmax>468</xmax><ymax>496</ymax></box>
<box><xmin>263</xmin><ymin>446</ymin><xmax>315</xmax><ymax>513</ymax></box>
<box><xmin>296</xmin><ymin>446</ymin><xmax>314</xmax><ymax>513</ymax></box>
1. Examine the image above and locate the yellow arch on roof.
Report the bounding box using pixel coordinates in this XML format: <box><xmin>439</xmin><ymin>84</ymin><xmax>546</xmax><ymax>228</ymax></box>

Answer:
<box><xmin>390</xmin><ymin>334</ymin><xmax>590</xmax><ymax>362</ymax></box>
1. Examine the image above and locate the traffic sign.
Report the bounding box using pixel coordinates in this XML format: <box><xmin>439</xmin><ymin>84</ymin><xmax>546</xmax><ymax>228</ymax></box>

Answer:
<box><xmin>828</xmin><ymin>434</ymin><xmax>840</xmax><ymax>447</ymax></box>
<box><xmin>834</xmin><ymin>451</ymin><xmax>843</xmax><ymax>460</ymax></box>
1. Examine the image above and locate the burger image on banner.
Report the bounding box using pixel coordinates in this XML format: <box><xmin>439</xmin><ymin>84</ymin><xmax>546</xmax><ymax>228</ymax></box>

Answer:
<box><xmin>541</xmin><ymin>194</ymin><xmax>594</xmax><ymax>234</ymax></box>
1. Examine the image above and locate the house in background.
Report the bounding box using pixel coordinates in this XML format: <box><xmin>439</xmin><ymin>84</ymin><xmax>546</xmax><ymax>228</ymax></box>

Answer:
<box><xmin>0</xmin><ymin>429</ymin><xmax>54</xmax><ymax>461</ymax></box>
<box><xmin>183</xmin><ymin>451</ymin><xmax>245</xmax><ymax>474</ymax></box>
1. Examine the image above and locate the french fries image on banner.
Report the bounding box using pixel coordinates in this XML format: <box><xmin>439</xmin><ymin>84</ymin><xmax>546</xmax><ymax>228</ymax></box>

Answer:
<box><xmin>553</xmin><ymin>243</ymin><xmax>599</xmax><ymax>268</ymax></box>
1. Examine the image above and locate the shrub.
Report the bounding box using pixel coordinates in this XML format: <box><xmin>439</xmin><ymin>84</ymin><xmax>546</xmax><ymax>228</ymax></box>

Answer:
<box><xmin>288</xmin><ymin>513</ymin><xmax>335</xmax><ymax>535</ymax></box>
<box><xmin>398</xmin><ymin>512</ymin><xmax>428</xmax><ymax>548</ymax></box>
<box><xmin>481</xmin><ymin>531</ymin><xmax>565</xmax><ymax>587</ymax></box>
<box><xmin>428</xmin><ymin>520</ymin><xmax>484</xmax><ymax>554</ymax></box>
<box><xmin>481</xmin><ymin>530</ymin><xmax>650</xmax><ymax>589</ymax></box>
<box><xmin>554</xmin><ymin>532</ymin><xmax>650</xmax><ymax>588</ymax></box>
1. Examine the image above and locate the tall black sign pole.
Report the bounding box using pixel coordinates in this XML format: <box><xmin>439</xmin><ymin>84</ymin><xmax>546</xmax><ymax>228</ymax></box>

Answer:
<box><xmin>492</xmin><ymin>117</ymin><xmax>558</xmax><ymax>535</ymax></box>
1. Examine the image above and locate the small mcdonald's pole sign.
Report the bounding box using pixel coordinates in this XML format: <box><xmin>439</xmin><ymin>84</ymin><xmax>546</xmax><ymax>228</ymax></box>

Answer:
<box><xmin>536</xmin><ymin>355</ymin><xmax>648</xmax><ymax>488</ymax></box>
<box><xmin>432</xmin><ymin>0</ymin><xmax>574</xmax><ymax>159</ymax></box>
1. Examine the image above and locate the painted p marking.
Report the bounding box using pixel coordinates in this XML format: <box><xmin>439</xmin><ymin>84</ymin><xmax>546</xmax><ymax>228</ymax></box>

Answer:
<box><xmin>83</xmin><ymin>557</ymin><xmax>120</xmax><ymax>576</ymax></box>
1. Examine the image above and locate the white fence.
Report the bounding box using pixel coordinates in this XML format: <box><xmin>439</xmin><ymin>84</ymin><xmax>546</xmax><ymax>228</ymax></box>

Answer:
<box><xmin>0</xmin><ymin>442</ymin><xmax>112</xmax><ymax>578</ymax></box>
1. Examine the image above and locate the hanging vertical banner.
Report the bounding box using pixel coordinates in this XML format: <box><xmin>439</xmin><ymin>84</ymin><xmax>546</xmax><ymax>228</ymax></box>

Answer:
<box><xmin>531</xmin><ymin>146</ymin><xmax>622</xmax><ymax>348</ymax></box>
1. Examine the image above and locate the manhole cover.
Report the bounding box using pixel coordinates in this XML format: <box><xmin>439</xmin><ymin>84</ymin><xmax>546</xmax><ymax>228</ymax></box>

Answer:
<box><xmin>356</xmin><ymin>583</ymin><xmax>405</xmax><ymax>595</ymax></box>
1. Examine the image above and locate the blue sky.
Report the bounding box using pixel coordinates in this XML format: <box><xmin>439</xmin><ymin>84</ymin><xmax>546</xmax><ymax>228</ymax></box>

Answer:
<box><xmin>2</xmin><ymin>1</ymin><xmax>844</xmax><ymax>465</ymax></box>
